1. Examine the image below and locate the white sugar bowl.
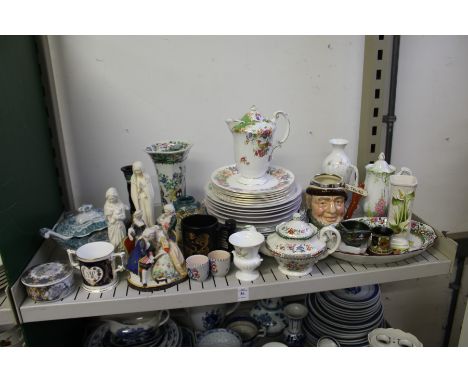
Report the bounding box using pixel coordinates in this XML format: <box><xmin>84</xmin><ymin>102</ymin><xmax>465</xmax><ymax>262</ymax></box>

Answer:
<box><xmin>265</xmin><ymin>213</ymin><xmax>341</xmax><ymax>277</ymax></box>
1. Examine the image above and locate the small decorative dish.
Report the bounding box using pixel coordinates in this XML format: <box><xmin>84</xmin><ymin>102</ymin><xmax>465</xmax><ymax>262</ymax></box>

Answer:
<box><xmin>21</xmin><ymin>262</ymin><xmax>76</xmax><ymax>302</ymax></box>
<box><xmin>331</xmin><ymin>217</ymin><xmax>437</xmax><ymax>265</ymax></box>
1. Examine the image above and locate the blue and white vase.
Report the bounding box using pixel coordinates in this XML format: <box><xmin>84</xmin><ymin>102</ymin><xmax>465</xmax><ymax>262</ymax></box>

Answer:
<box><xmin>282</xmin><ymin>303</ymin><xmax>308</xmax><ymax>347</ymax></box>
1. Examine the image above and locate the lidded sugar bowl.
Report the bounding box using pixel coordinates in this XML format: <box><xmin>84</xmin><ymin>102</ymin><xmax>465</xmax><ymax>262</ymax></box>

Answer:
<box><xmin>265</xmin><ymin>213</ymin><xmax>341</xmax><ymax>277</ymax></box>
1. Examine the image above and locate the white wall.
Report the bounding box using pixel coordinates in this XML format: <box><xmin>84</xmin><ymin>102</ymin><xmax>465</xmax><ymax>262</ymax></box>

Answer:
<box><xmin>48</xmin><ymin>36</ymin><xmax>365</xmax><ymax>210</ymax></box>
<box><xmin>392</xmin><ymin>36</ymin><xmax>468</xmax><ymax>234</ymax></box>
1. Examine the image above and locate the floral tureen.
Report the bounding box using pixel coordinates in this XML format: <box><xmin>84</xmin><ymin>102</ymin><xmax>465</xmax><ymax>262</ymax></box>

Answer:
<box><xmin>265</xmin><ymin>213</ymin><xmax>341</xmax><ymax>277</ymax></box>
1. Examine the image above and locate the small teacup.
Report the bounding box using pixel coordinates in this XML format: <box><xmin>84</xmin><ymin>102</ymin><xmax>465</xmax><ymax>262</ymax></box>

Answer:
<box><xmin>369</xmin><ymin>226</ymin><xmax>394</xmax><ymax>255</ymax></box>
<box><xmin>208</xmin><ymin>250</ymin><xmax>231</xmax><ymax>277</ymax></box>
<box><xmin>390</xmin><ymin>235</ymin><xmax>410</xmax><ymax>255</ymax></box>
<box><xmin>186</xmin><ymin>254</ymin><xmax>210</xmax><ymax>282</ymax></box>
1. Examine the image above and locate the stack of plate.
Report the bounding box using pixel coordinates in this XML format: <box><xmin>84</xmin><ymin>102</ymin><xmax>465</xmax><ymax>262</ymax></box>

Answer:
<box><xmin>84</xmin><ymin>319</ymin><xmax>190</xmax><ymax>347</ymax></box>
<box><xmin>304</xmin><ymin>285</ymin><xmax>385</xmax><ymax>347</ymax></box>
<box><xmin>205</xmin><ymin>165</ymin><xmax>303</xmax><ymax>235</ymax></box>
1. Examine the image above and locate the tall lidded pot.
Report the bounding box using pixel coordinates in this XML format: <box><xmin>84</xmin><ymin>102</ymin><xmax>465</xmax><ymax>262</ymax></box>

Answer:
<box><xmin>225</xmin><ymin>106</ymin><xmax>290</xmax><ymax>181</ymax></box>
<box><xmin>363</xmin><ymin>153</ymin><xmax>412</xmax><ymax>217</ymax></box>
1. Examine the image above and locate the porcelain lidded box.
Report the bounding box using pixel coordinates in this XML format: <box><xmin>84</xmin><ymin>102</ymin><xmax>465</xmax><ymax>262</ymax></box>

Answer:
<box><xmin>40</xmin><ymin>204</ymin><xmax>108</xmax><ymax>250</ymax></box>
<box><xmin>21</xmin><ymin>262</ymin><xmax>76</xmax><ymax>302</ymax></box>
<box><xmin>265</xmin><ymin>213</ymin><xmax>341</xmax><ymax>276</ymax></box>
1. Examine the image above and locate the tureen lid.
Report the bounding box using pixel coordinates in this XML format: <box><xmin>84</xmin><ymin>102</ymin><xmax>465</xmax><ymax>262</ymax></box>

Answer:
<box><xmin>54</xmin><ymin>204</ymin><xmax>107</xmax><ymax>238</ymax></box>
<box><xmin>366</xmin><ymin>153</ymin><xmax>395</xmax><ymax>174</ymax></box>
<box><xmin>21</xmin><ymin>262</ymin><xmax>74</xmax><ymax>287</ymax></box>
<box><xmin>276</xmin><ymin>213</ymin><xmax>317</xmax><ymax>239</ymax></box>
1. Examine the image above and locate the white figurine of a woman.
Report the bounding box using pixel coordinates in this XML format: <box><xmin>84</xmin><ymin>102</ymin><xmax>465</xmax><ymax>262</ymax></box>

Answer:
<box><xmin>104</xmin><ymin>187</ymin><xmax>127</xmax><ymax>249</ymax></box>
<box><xmin>130</xmin><ymin>161</ymin><xmax>155</xmax><ymax>227</ymax></box>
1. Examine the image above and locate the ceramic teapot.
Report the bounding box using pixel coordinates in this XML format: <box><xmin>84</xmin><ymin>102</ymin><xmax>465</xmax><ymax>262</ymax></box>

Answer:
<box><xmin>225</xmin><ymin>105</ymin><xmax>290</xmax><ymax>181</ymax></box>
<box><xmin>264</xmin><ymin>213</ymin><xmax>341</xmax><ymax>277</ymax></box>
<box><xmin>362</xmin><ymin>153</ymin><xmax>412</xmax><ymax>217</ymax></box>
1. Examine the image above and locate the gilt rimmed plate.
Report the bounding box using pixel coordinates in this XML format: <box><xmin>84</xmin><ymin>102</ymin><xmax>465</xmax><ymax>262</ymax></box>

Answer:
<box><xmin>331</xmin><ymin>217</ymin><xmax>437</xmax><ymax>265</ymax></box>
<box><xmin>206</xmin><ymin>182</ymin><xmax>302</xmax><ymax>208</ymax></box>
<box><xmin>211</xmin><ymin>165</ymin><xmax>295</xmax><ymax>195</ymax></box>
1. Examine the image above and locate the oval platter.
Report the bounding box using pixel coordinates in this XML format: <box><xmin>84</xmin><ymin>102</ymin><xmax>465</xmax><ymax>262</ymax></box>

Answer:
<box><xmin>330</xmin><ymin>217</ymin><xmax>437</xmax><ymax>265</ymax></box>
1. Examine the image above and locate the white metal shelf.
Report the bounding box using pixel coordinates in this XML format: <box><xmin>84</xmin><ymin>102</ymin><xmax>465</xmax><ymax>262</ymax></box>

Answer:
<box><xmin>0</xmin><ymin>291</ymin><xmax>16</xmax><ymax>326</ymax></box>
<box><xmin>11</xmin><ymin>238</ymin><xmax>452</xmax><ymax>323</ymax></box>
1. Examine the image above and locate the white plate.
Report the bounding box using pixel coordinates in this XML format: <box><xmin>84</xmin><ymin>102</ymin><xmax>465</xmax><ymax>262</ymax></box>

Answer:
<box><xmin>206</xmin><ymin>182</ymin><xmax>302</xmax><ymax>208</ymax></box>
<box><xmin>205</xmin><ymin>203</ymin><xmax>301</xmax><ymax>223</ymax></box>
<box><xmin>329</xmin><ymin>285</ymin><xmax>379</xmax><ymax>302</ymax></box>
<box><xmin>313</xmin><ymin>295</ymin><xmax>382</xmax><ymax>321</ymax></box>
<box><xmin>211</xmin><ymin>165</ymin><xmax>295</xmax><ymax>195</ymax></box>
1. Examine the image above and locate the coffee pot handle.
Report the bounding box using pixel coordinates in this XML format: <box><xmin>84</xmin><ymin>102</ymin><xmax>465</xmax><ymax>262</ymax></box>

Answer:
<box><xmin>270</xmin><ymin>111</ymin><xmax>291</xmax><ymax>153</ymax></box>
<box><xmin>67</xmin><ymin>249</ymin><xmax>80</xmax><ymax>270</ymax></box>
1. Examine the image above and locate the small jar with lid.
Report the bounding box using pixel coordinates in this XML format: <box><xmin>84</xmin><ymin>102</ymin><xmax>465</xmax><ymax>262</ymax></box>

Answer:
<box><xmin>21</xmin><ymin>262</ymin><xmax>76</xmax><ymax>302</ymax></box>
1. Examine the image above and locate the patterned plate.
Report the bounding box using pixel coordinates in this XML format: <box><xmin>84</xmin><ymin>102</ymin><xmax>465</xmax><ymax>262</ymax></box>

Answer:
<box><xmin>331</xmin><ymin>217</ymin><xmax>437</xmax><ymax>265</ymax></box>
<box><xmin>206</xmin><ymin>182</ymin><xmax>302</xmax><ymax>208</ymax></box>
<box><xmin>211</xmin><ymin>165</ymin><xmax>295</xmax><ymax>195</ymax></box>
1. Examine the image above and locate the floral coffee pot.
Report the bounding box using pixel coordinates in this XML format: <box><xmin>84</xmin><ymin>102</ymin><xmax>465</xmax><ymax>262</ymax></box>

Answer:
<box><xmin>363</xmin><ymin>153</ymin><xmax>412</xmax><ymax>217</ymax></box>
<box><xmin>225</xmin><ymin>105</ymin><xmax>290</xmax><ymax>182</ymax></box>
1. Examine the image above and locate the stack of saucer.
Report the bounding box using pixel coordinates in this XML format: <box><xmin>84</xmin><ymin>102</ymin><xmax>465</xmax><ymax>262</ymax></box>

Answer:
<box><xmin>205</xmin><ymin>165</ymin><xmax>303</xmax><ymax>235</ymax></box>
<box><xmin>304</xmin><ymin>285</ymin><xmax>385</xmax><ymax>347</ymax></box>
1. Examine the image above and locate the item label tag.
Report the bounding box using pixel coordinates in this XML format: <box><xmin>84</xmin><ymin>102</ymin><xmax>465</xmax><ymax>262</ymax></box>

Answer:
<box><xmin>237</xmin><ymin>287</ymin><xmax>250</xmax><ymax>301</ymax></box>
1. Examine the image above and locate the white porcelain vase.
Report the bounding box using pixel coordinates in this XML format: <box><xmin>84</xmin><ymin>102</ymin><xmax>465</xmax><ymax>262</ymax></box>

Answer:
<box><xmin>322</xmin><ymin>138</ymin><xmax>358</xmax><ymax>185</ymax></box>
<box><xmin>229</xmin><ymin>225</ymin><xmax>265</xmax><ymax>281</ymax></box>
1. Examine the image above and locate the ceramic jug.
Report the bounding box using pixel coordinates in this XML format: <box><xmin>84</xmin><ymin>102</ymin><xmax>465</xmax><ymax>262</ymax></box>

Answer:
<box><xmin>226</xmin><ymin>105</ymin><xmax>290</xmax><ymax>181</ymax></box>
<box><xmin>363</xmin><ymin>153</ymin><xmax>412</xmax><ymax>217</ymax></box>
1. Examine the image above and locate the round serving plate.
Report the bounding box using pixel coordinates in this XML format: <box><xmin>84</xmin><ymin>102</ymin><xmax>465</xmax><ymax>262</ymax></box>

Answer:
<box><xmin>212</xmin><ymin>181</ymin><xmax>295</xmax><ymax>199</ymax></box>
<box><xmin>211</xmin><ymin>165</ymin><xmax>295</xmax><ymax>195</ymax></box>
<box><xmin>205</xmin><ymin>201</ymin><xmax>302</xmax><ymax>223</ymax></box>
<box><xmin>308</xmin><ymin>295</ymin><xmax>384</xmax><ymax>331</ymax></box>
<box><xmin>305</xmin><ymin>314</ymin><xmax>383</xmax><ymax>341</ymax></box>
<box><xmin>331</xmin><ymin>217</ymin><xmax>437</xmax><ymax>265</ymax></box>
<box><xmin>329</xmin><ymin>285</ymin><xmax>380</xmax><ymax>302</ymax></box>
<box><xmin>312</xmin><ymin>294</ymin><xmax>383</xmax><ymax>322</ymax></box>
<box><xmin>320</xmin><ymin>291</ymin><xmax>381</xmax><ymax>310</ymax></box>
<box><xmin>314</xmin><ymin>295</ymin><xmax>382</xmax><ymax>322</ymax></box>
<box><xmin>309</xmin><ymin>294</ymin><xmax>383</xmax><ymax>330</ymax></box>
<box><xmin>206</xmin><ymin>182</ymin><xmax>302</xmax><ymax>207</ymax></box>
<box><xmin>204</xmin><ymin>191</ymin><xmax>302</xmax><ymax>214</ymax></box>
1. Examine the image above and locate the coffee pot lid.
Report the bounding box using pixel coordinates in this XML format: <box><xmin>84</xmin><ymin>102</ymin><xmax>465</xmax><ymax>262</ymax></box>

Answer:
<box><xmin>366</xmin><ymin>153</ymin><xmax>395</xmax><ymax>174</ymax></box>
<box><xmin>276</xmin><ymin>213</ymin><xmax>318</xmax><ymax>240</ymax></box>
